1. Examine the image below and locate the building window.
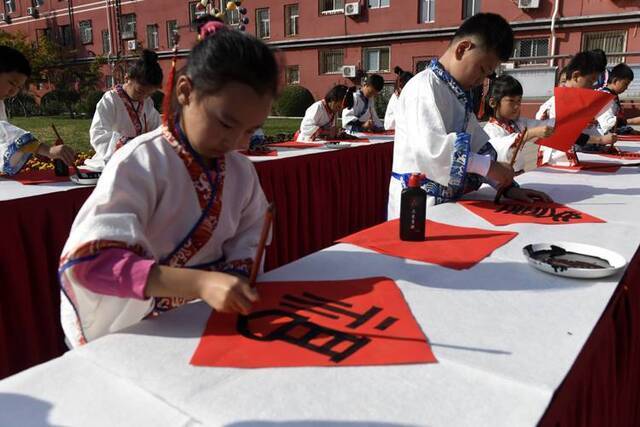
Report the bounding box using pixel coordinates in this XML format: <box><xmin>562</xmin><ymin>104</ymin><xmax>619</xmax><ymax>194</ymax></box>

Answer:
<box><xmin>167</xmin><ymin>20</ymin><xmax>179</xmax><ymax>48</ymax></box>
<box><xmin>320</xmin><ymin>0</ymin><xmax>344</xmax><ymax>14</ymax></box>
<box><xmin>101</xmin><ymin>30</ymin><xmax>111</xmax><ymax>54</ymax></box>
<box><xmin>36</xmin><ymin>28</ymin><xmax>52</xmax><ymax>45</ymax></box>
<box><xmin>420</xmin><ymin>0</ymin><xmax>435</xmax><ymax>23</ymax></box>
<box><xmin>226</xmin><ymin>8</ymin><xmax>240</xmax><ymax>25</ymax></box>
<box><xmin>189</xmin><ymin>2</ymin><xmax>207</xmax><ymax>31</ymax></box>
<box><xmin>146</xmin><ymin>24</ymin><xmax>159</xmax><ymax>49</ymax></box>
<box><xmin>285</xmin><ymin>4</ymin><xmax>299</xmax><ymax>36</ymax></box>
<box><xmin>4</xmin><ymin>0</ymin><xmax>15</xmax><ymax>13</ymax></box>
<box><xmin>368</xmin><ymin>0</ymin><xmax>389</xmax><ymax>8</ymax></box>
<box><xmin>513</xmin><ymin>38</ymin><xmax>549</xmax><ymax>66</ymax></box>
<box><xmin>286</xmin><ymin>65</ymin><xmax>300</xmax><ymax>85</ymax></box>
<box><xmin>60</xmin><ymin>24</ymin><xmax>73</xmax><ymax>46</ymax></box>
<box><xmin>105</xmin><ymin>75</ymin><xmax>114</xmax><ymax>88</ymax></box>
<box><xmin>79</xmin><ymin>20</ymin><xmax>93</xmax><ymax>45</ymax></box>
<box><xmin>320</xmin><ymin>49</ymin><xmax>344</xmax><ymax>74</ymax></box>
<box><xmin>120</xmin><ymin>14</ymin><xmax>136</xmax><ymax>40</ymax></box>
<box><xmin>256</xmin><ymin>8</ymin><xmax>270</xmax><ymax>39</ymax></box>
<box><xmin>462</xmin><ymin>0</ymin><xmax>480</xmax><ymax>19</ymax></box>
<box><xmin>583</xmin><ymin>30</ymin><xmax>626</xmax><ymax>64</ymax></box>
<box><xmin>363</xmin><ymin>47</ymin><xmax>390</xmax><ymax>72</ymax></box>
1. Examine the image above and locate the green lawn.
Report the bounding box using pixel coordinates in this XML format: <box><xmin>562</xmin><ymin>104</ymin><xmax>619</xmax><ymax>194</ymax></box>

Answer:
<box><xmin>10</xmin><ymin>116</ymin><xmax>302</xmax><ymax>153</ymax></box>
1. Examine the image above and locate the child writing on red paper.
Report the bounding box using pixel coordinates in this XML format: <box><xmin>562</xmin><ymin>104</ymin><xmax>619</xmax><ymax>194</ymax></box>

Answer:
<box><xmin>59</xmin><ymin>22</ymin><xmax>278</xmax><ymax>347</ymax></box>
<box><xmin>596</xmin><ymin>63</ymin><xmax>640</xmax><ymax>136</ymax></box>
<box><xmin>296</xmin><ymin>85</ymin><xmax>356</xmax><ymax>142</ymax></box>
<box><xmin>0</xmin><ymin>45</ymin><xmax>75</xmax><ymax>175</ymax></box>
<box><xmin>483</xmin><ymin>75</ymin><xmax>554</xmax><ymax>174</ymax></box>
<box><xmin>84</xmin><ymin>50</ymin><xmax>163</xmax><ymax>171</ymax></box>
<box><xmin>536</xmin><ymin>51</ymin><xmax>617</xmax><ymax>165</ymax></box>
<box><xmin>388</xmin><ymin>13</ymin><xmax>550</xmax><ymax>217</ymax></box>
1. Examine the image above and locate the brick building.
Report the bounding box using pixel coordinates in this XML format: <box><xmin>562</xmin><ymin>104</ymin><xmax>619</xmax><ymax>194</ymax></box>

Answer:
<box><xmin>1</xmin><ymin>0</ymin><xmax>639</xmax><ymax>114</ymax></box>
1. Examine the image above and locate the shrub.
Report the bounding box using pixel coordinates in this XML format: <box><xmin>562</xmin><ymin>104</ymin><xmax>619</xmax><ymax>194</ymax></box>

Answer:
<box><xmin>272</xmin><ymin>85</ymin><xmax>315</xmax><ymax>117</ymax></box>
<box><xmin>77</xmin><ymin>90</ymin><xmax>104</xmax><ymax>117</ymax></box>
<box><xmin>5</xmin><ymin>93</ymin><xmax>38</xmax><ymax>117</ymax></box>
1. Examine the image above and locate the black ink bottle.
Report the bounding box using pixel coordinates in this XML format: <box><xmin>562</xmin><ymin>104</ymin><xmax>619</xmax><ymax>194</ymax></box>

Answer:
<box><xmin>400</xmin><ymin>173</ymin><xmax>426</xmax><ymax>241</ymax></box>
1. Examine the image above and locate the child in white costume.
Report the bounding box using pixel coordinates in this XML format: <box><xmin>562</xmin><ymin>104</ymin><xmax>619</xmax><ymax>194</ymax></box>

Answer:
<box><xmin>85</xmin><ymin>49</ymin><xmax>162</xmax><ymax>170</ymax></box>
<box><xmin>59</xmin><ymin>22</ymin><xmax>278</xmax><ymax>347</ymax></box>
<box><xmin>342</xmin><ymin>74</ymin><xmax>384</xmax><ymax>133</ymax></box>
<box><xmin>388</xmin><ymin>13</ymin><xmax>550</xmax><ymax>218</ymax></box>
<box><xmin>296</xmin><ymin>85</ymin><xmax>355</xmax><ymax>142</ymax></box>
<box><xmin>483</xmin><ymin>74</ymin><xmax>554</xmax><ymax>173</ymax></box>
<box><xmin>0</xmin><ymin>46</ymin><xmax>74</xmax><ymax>175</ymax></box>
<box><xmin>384</xmin><ymin>66</ymin><xmax>413</xmax><ymax>131</ymax></box>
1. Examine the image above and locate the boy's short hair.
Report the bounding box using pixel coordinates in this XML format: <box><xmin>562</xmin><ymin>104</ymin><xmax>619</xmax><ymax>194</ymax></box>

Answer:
<box><xmin>589</xmin><ymin>48</ymin><xmax>607</xmax><ymax>73</ymax></box>
<box><xmin>363</xmin><ymin>74</ymin><xmax>384</xmax><ymax>92</ymax></box>
<box><xmin>565</xmin><ymin>51</ymin><xmax>602</xmax><ymax>78</ymax></box>
<box><xmin>452</xmin><ymin>13</ymin><xmax>514</xmax><ymax>62</ymax></box>
<box><xmin>0</xmin><ymin>45</ymin><xmax>31</xmax><ymax>77</ymax></box>
<box><xmin>608</xmin><ymin>63</ymin><xmax>634</xmax><ymax>83</ymax></box>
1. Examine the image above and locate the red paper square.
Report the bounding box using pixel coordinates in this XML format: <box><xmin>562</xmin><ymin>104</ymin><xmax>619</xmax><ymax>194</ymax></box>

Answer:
<box><xmin>599</xmin><ymin>150</ymin><xmax>640</xmax><ymax>161</ymax></box>
<box><xmin>337</xmin><ymin>220</ymin><xmax>517</xmax><ymax>270</ymax></box>
<box><xmin>536</xmin><ymin>87</ymin><xmax>613</xmax><ymax>152</ymax></box>
<box><xmin>617</xmin><ymin>135</ymin><xmax>640</xmax><ymax>142</ymax></box>
<box><xmin>458</xmin><ymin>200</ymin><xmax>605</xmax><ymax>226</ymax></box>
<box><xmin>545</xmin><ymin>162</ymin><xmax>621</xmax><ymax>173</ymax></box>
<box><xmin>6</xmin><ymin>170</ymin><xmax>70</xmax><ymax>185</ymax></box>
<box><xmin>269</xmin><ymin>141</ymin><xmax>325</xmax><ymax>148</ymax></box>
<box><xmin>239</xmin><ymin>149</ymin><xmax>278</xmax><ymax>157</ymax></box>
<box><xmin>191</xmin><ymin>277</ymin><xmax>437</xmax><ymax>368</ymax></box>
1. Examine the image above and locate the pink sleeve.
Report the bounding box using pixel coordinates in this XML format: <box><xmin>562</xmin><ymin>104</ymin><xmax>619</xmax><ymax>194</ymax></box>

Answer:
<box><xmin>72</xmin><ymin>248</ymin><xmax>155</xmax><ymax>300</ymax></box>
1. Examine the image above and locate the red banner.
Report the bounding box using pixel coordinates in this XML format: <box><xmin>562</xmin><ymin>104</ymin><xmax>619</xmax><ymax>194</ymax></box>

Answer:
<box><xmin>458</xmin><ymin>200</ymin><xmax>605</xmax><ymax>226</ymax></box>
<box><xmin>191</xmin><ymin>277</ymin><xmax>437</xmax><ymax>368</ymax></box>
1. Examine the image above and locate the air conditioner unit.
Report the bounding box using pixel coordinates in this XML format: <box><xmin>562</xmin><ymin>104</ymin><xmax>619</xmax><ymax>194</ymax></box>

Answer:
<box><xmin>127</xmin><ymin>40</ymin><xmax>138</xmax><ymax>50</ymax></box>
<box><xmin>27</xmin><ymin>7</ymin><xmax>38</xmax><ymax>17</ymax></box>
<box><xmin>518</xmin><ymin>0</ymin><xmax>540</xmax><ymax>8</ymax></box>
<box><xmin>502</xmin><ymin>62</ymin><xmax>515</xmax><ymax>70</ymax></box>
<box><xmin>344</xmin><ymin>2</ymin><xmax>360</xmax><ymax>16</ymax></box>
<box><xmin>341</xmin><ymin>65</ymin><xmax>357</xmax><ymax>78</ymax></box>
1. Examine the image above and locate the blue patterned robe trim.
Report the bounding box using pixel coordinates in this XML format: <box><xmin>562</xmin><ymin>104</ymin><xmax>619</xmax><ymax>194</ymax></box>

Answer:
<box><xmin>2</xmin><ymin>132</ymin><xmax>37</xmax><ymax>176</ymax></box>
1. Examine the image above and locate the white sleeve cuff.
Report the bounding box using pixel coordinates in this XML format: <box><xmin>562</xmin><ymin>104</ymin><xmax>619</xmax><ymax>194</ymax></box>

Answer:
<box><xmin>466</xmin><ymin>152</ymin><xmax>492</xmax><ymax>177</ymax></box>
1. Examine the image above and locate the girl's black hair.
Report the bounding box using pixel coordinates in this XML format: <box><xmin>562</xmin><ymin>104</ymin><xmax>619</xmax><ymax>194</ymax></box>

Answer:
<box><xmin>393</xmin><ymin>66</ymin><xmax>414</xmax><ymax>92</ymax></box>
<box><xmin>324</xmin><ymin>84</ymin><xmax>355</xmax><ymax>109</ymax></box>
<box><xmin>0</xmin><ymin>45</ymin><xmax>31</xmax><ymax>77</ymax></box>
<box><xmin>362</xmin><ymin>74</ymin><xmax>384</xmax><ymax>92</ymax></box>
<box><xmin>128</xmin><ymin>49</ymin><xmax>163</xmax><ymax>87</ymax></box>
<box><xmin>185</xmin><ymin>29</ymin><xmax>279</xmax><ymax>98</ymax></box>
<box><xmin>557</xmin><ymin>66</ymin><xmax>568</xmax><ymax>85</ymax></box>
<box><xmin>484</xmin><ymin>74</ymin><xmax>523</xmax><ymax>118</ymax></box>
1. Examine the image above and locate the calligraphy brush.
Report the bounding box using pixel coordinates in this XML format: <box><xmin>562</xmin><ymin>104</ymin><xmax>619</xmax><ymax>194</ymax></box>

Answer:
<box><xmin>494</xmin><ymin>128</ymin><xmax>527</xmax><ymax>204</ymax></box>
<box><xmin>249</xmin><ymin>203</ymin><xmax>275</xmax><ymax>288</ymax></box>
<box><xmin>51</xmin><ymin>123</ymin><xmax>64</xmax><ymax>144</ymax></box>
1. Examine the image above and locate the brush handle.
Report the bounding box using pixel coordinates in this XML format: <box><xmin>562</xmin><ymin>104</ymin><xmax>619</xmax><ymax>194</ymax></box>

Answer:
<box><xmin>248</xmin><ymin>204</ymin><xmax>274</xmax><ymax>287</ymax></box>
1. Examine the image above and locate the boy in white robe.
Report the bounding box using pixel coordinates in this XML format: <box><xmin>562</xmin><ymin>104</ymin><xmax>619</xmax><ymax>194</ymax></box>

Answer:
<box><xmin>296</xmin><ymin>85</ymin><xmax>355</xmax><ymax>142</ymax></box>
<box><xmin>388</xmin><ymin>13</ymin><xmax>550</xmax><ymax>218</ymax></box>
<box><xmin>0</xmin><ymin>45</ymin><xmax>74</xmax><ymax>175</ymax></box>
<box><xmin>535</xmin><ymin>51</ymin><xmax>617</xmax><ymax>165</ymax></box>
<box><xmin>483</xmin><ymin>74</ymin><xmax>554</xmax><ymax>173</ymax></box>
<box><xmin>85</xmin><ymin>49</ymin><xmax>162</xmax><ymax>171</ymax></box>
<box><xmin>384</xmin><ymin>66</ymin><xmax>413</xmax><ymax>131</ymax></box>
<box><xmin>59</xmin><ymin>24</ymin><xmax>278</xmax><ymax>347</ymax></box>
<box><xmin>342</xmin><ymin>74</ymin><xmax>384</xmax><ymax>133</ymax></box>
<box><xmin>595</xmin><ymin>63</ymin><xmax>639</xmax><ymax>136</ymax></box>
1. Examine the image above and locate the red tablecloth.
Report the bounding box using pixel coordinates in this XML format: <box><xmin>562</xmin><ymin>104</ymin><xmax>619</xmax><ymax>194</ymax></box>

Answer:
<box><xmin>0</xmin><ymin>142</ymin><xmax>393</xmax><ymax>379</ymax></box>
<box><xmin>539</xmin><ymin>245</ymin><xmax>640</xmax><ymax>426</ymax></box>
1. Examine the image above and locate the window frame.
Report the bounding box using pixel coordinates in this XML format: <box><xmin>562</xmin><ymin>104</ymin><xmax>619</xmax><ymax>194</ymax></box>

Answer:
<box><xmin>120</xmin><ymin>13</ymin><xmax>137</xmax><ymax>40</ymax></box>
<box><xmin>368</xmin><ymin>0</ymin><xmax>390</xmax><ymax>9</ymax></box>
<box><xmin>101</xmin><ymin>29</ymin><xmax>111</xmax><ymax>54</ymax></box>
<box><xmin>319</xmin><ymin>48</ymin><xmax>344</xmax><ymax>74</ymax></box>
<box><xmin>255</xmin><ymin>8</ymin><xmax>271</xmax><ymax>39</ymax></box>
<box><xmin>319</xmin><ymin>0</ymin><xmax>344</xmax><ymax>15</ymax></box>
<box><xmin>167</xmin><ymin>20</ymin><xmax>179</xmax><ymax>48</ymax></box>
<box><xmin>363</xmin><ymin>46</ymin><xmax>391</xmax><ymax>73</ymax></box>
<box><xmin>462</xmin><ymin>0</ymin><xmax>480</xmax><ymax>19</ymax></box>
<box><xmin>286</xmin><ymin>65</ymin><xmax>300</xmax><ymax>85</ymax></box>
<box><xmin>146</xmin><ymin>24</ymin><xmax>159</xmax><ymax>50</ymax></box>
<box><xmin>419</xmin><ymin>0</ymin><xmax>435</xmax><ymax>23</ymax></box>
<box><xmin>79</xmin><ymin>20</ymin><xmax>93</xmax><ymax>45</ymax></box>
<box><xmin>285</xmin><ymin>3</ymin><xmax>299</xmax><ymax>37</ymax></box>
<box><xmin>582</xmin><ymin>30</ymin><xmax>627</xmax><ymax>64</ymax></box>
<box><xmin>513</xmin><ymin>37</ymin><xmax>550</xmax><ymax>67</ymax></box>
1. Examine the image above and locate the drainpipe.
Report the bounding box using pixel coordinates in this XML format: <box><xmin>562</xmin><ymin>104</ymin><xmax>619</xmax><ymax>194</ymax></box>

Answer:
<box><xmin>105</xmin><ymin>0</ymin><xmax>114</xmax><ymax>77</ymax></box>
<box><xmin>549</xmin><ymin>0</ymin><xmax>560</xmax><ymax>68</ymax></box>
